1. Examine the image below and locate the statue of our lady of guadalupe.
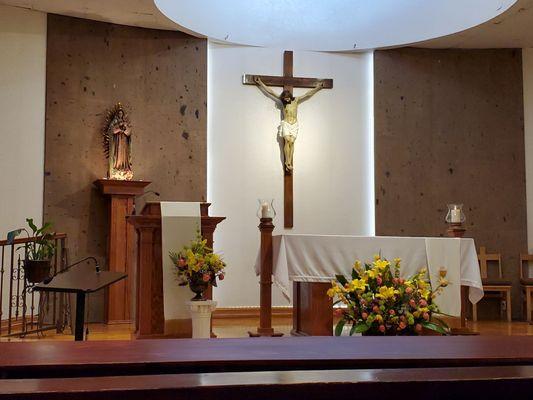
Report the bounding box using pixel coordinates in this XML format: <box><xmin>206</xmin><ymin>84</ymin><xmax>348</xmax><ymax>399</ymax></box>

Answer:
<box><xmin>103</xmin><ymin>103</ymin><xmax>133</xmax><ymax>180</ymax></box>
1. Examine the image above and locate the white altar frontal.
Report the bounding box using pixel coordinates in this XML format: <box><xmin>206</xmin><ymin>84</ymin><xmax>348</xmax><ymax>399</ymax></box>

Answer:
<box><xmin>255</xmin><ymin>234</ymin><xmax>483</xmax><ymax>319</ymax></box>
<box><xmin>160</xmin><ymin>201</ymin><xmax>201</xmax><ymax>335</ymax></box>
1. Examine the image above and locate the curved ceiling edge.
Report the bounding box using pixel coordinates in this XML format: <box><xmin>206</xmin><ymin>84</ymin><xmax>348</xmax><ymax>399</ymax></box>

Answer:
<box><xmin>154</xmin><ymin>0</ymin><xmax>517</xmax><ymax>51</ymax></box>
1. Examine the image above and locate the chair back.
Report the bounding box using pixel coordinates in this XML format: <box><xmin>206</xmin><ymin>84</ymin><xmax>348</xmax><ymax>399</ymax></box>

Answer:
<box><xmin>519</xmin><ymin>253</ymin><xmax>533</xmax><ymax>279</ymax></box>
<box><xmin>477</xmin><ymin>246</ymin><xmax>503</xmax><ymax>279</ymax></box>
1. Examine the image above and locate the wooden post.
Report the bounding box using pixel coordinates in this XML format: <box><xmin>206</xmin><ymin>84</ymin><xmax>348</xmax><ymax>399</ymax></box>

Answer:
<box><xmin>127</xmin><ymin>213</ymin><xmax>164</xmax><ymax>339</ymax></box>
<box><xmin>284</xmin><ymin>171</ymin><xmax>294</xmax><ymax>229</ymax></box>
<box><xmin>282</xmin><ymin>51</ymin><xmax>294</xmax><ymax>229</ymax></box>
<box><xmin>200</xmin><ymin>202</ymin><xmax>226</xmax><ymax>338</ymax></box>
<box><xmin>94</xmin><ymin>179</ymin><xmax>151</xmax><ymax>324</ymax></box>
<box><xmin>249</xmin><ymin>218</ymin><xmax>283</xmax><ymax>337</ymax></box>
<box><xmin>199</xmin><ymin>202</ymin><xmax>226</xmax><ymax>302</ymax></box>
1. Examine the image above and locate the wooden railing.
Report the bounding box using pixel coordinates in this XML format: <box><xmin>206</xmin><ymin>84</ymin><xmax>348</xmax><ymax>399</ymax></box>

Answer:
<box><xmin>0</xmin><ymin>233</ymin><xmax>69</xmax><ymax>338</ymax></box>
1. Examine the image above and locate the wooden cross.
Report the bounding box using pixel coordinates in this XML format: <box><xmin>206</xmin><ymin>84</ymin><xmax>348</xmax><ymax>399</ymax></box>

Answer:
<box><xmin>243</xmin><ymin>51</ymin><xmax>333</xmax><ymax>228</ymax></box>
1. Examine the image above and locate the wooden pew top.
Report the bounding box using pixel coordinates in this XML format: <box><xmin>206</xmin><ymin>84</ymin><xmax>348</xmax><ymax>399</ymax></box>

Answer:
<box><xmin>1</xmin><ymin>336</ymin><xmax>533</xmax><ymax>379</ymax></box>
<box><xmin>2</xmin><ymin>366</ymin><xmax>533</xmax><ymax>399</ymax></box>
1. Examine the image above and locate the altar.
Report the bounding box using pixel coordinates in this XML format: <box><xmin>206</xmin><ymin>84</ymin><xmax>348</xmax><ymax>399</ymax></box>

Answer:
<box><xmin>255</xmin><ymin>235</ymin><xmax>483</xmax><ymax>336</ymax></box>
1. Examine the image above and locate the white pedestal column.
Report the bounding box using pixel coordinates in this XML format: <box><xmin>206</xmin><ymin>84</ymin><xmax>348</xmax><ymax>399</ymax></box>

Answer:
<box><xmin>186</xmin><ymin>300</ymin><xmax>217</xmax><ymax>338</ymax></box>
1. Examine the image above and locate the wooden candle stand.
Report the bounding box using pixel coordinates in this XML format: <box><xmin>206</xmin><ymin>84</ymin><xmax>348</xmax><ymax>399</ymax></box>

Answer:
<box><xmin>249</xmin><ymin>218</ymin><xmax>283</xmax><ymax>337</ymax></box>
<box><xmin>447</xmin><ymin>222</ymin><xmax>466</xmax><ymax>238</ymax></box>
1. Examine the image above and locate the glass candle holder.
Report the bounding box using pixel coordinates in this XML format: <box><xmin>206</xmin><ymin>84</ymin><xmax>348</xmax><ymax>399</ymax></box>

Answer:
<box><xmin>445</xmin><ymin>203</ymin><xmax>466</xmax><ymax>224</ymax></box>
<box><xmin>257</xmin><ymin>199</ymin><xmax>276</xmax><ymax>219</ymax></box>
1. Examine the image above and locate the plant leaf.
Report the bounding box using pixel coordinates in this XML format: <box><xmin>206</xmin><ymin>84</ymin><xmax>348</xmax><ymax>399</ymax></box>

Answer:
<box><xmin>26</xmin><ymin>218</ymin><xmax>38</xmax><ymax>234</ymax></box>
<box><xmin>6</xmin><ymin>229</ymin><xmax>22</xmax><ymax>245</ymax></box>
<box><xmin>334</xmin><ymin>319</ymin><xmax>346</xmax><ymax>336</ymax></box>
<box><xmin>421</xmin><ymin>321</ymin><xmax>448</xmax><ymax>335</ymax></box>
<box><xmin>431</xmin><ymin>316</ymin><xmax>449</xmax><ymax>330</ymax></box>
<box><xmin>354</xmin><ymin>323</ymin><xmax>370</xmax><ymax>333</ymax></box>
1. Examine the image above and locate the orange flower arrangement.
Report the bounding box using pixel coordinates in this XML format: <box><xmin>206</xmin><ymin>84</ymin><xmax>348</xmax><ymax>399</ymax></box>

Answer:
<box><xmin>328</xmin><ymin>255</ymin><xmax>449</xmax><ymax>336</ymax></box>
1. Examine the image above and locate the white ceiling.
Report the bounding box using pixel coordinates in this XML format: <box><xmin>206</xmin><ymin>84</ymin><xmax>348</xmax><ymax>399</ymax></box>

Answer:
<box><xmin>417</xmin><ymin>0</ymin><xmax>533</xmax><ymax>48</ymax></box>
<box><xmin>154</xmin><ymin>0</ymin><xmax>516</xmax><ymax>51</ymax></box>
<box><xmin>0</xmin><ymin>0</ymin><xmax>179</xmax><ymax>31</ymax></box>
<box><xmin>2</xmin><ymin>0</ymin><xmax>533</xmax><ymax>50</ymax></box>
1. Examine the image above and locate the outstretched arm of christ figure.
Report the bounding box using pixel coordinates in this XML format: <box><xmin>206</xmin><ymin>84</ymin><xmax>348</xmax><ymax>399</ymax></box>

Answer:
<box><xmin>254</xmin><ymin>77</ymin><xmax>280</xmax><ymax>102</ymax></box>
<box><xmin>297</xmin><ymin>80</ymin><xmax>324</xmax><ymax>102</ymax></box>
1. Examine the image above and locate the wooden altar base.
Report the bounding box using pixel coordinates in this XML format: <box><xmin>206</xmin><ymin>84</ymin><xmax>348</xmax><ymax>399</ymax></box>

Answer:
<box><xmin>292</xmin><ymin>282</ymin><xmax>333</xmax><ymax>336</ymax></box>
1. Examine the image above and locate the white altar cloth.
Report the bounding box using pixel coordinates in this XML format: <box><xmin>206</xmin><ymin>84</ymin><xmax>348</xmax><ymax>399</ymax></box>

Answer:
<box><xmin>255</xmin><ymin>235</ymin><xmax>483</xmax><ymax>317</ymax></box>
<box><xmin>160</xmin><ymin>202</ymin><xmax>201</xmax><ymax>326</ymax></box>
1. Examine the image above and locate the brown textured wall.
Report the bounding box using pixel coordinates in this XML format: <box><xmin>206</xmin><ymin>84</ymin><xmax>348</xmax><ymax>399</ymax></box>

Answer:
<box><xmin>374</xmin><ymin>48</ymin><xmax>526</xmax><ymax>319</ymax></box>
<box><xmin>44</xmin><ymin>15</ymin><xmax>207</xmax><ymax>321</ymax></box>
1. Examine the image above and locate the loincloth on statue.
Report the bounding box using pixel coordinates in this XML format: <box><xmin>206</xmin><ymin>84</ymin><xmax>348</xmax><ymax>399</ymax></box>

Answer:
<box><xmin>279</xmin><ymin>120</ymin><xmax>299</xmax><ymax>140</ymax></box>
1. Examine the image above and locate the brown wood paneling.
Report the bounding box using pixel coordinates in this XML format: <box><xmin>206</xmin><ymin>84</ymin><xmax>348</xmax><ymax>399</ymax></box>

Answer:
<box><xmin>43</xmin><ymin>15</ymin><xmax>207</xmax><ymax>321</ymax></box>
<box><xmin>292</xmin><ymin>282</ymin><xmax>333</xmax><ymax>336</ymax></box>
<box><xmin>374</xmin><ymin>48</ymin><xmax>526</xmax><ymax>319</ymax></box>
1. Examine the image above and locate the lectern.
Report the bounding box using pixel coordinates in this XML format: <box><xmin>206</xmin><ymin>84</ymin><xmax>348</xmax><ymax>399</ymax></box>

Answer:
<box><xmin>128</xmin><ymin>202</ymin><xmax>225</xmax><ymax>339</ymax></box>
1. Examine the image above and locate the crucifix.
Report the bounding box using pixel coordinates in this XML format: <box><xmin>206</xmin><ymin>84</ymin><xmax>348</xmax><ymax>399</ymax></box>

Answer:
<box><xmin>243</xmin><ymin>51</ymin><xmax>333</xmax><ymax>228</ymax></box>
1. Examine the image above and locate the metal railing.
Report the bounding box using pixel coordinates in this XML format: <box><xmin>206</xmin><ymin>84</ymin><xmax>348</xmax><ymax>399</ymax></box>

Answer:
<box><xmin>0</xmin><ymin>233</ymin><xmax>69</xmax><ymax>338</ymax></box>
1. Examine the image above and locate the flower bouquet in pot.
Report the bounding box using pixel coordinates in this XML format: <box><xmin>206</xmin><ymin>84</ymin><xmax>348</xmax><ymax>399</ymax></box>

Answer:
<box><xmin>169</xmin><ymin>233</ymin><xmax>226</xmax><ymax>301</ymax></box>
<box><xmin>328</xmin><ymin>255</ymin><xmax>449</xmax><ymax>336</ymax></box>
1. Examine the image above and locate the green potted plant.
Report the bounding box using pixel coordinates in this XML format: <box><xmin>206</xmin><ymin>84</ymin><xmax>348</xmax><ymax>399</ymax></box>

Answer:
<box><xmin>7</xmin><ymin>218</ymin><xmax>56</xmax><ymax>284</ymax></box>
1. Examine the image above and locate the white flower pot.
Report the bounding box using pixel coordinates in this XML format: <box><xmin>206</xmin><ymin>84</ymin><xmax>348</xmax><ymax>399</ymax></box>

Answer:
<box><xmin>186</xmin><ymin>300</ymin><xmax>217</xmax><ymax>338</ymax></box>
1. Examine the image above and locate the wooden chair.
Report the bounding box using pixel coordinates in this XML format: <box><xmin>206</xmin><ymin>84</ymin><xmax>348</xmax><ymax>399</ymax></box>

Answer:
<box><xmin>519</xmin><ymin>254</ymin><xmax>533</xmax><ymax>322</ymax></box>
<box><xmin>473</xmin><ymin>247</ymin><xmax>512</xmax><ymax>322</ymax></box>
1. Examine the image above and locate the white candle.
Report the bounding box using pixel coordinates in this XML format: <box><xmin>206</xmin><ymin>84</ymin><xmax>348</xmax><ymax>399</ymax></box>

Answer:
<box><xmin>261</xmin><ymin>202</ymin><xmax>269</xmax><ymax>218</ymax></box>
<box><xmin>451</xmin><ymin>208</ymin><xmax>461</xmax><ymax>223</ymax></box>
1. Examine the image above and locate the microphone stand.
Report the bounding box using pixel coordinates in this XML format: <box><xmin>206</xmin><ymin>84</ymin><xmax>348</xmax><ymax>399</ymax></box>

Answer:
<box><xmin>44</xmin><ymin>256</ymin><xmax>100</xmax><ymax>284</ymax></box>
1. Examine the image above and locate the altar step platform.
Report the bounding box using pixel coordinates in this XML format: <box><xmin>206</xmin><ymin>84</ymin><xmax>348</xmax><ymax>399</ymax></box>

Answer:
<box><xmin>1</xmin><ymin>337</ymin><xmax>533</xmax><ymax>398</ymax></box>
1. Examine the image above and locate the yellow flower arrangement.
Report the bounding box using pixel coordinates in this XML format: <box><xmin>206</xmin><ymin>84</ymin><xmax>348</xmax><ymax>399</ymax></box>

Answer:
<box><xmin>328</xmin><ymin>255</ymin><xmax>448</xmax><ymax>336</ymax></box>
<box><xmin>169</xmin><ymin>233</ymin><xmax>226</xmax><ymax>300</ymax></box>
